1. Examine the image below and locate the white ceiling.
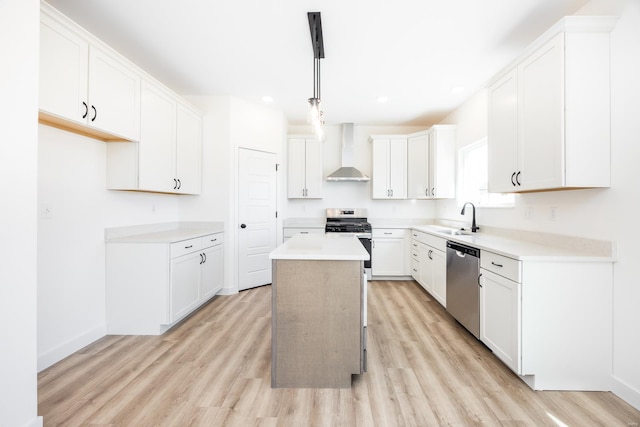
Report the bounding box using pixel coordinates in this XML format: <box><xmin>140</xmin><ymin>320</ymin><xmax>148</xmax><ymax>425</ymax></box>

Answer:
<box><xmin>45</xmin><ymin>0</ymin><xmax>590</xmax><ymax>126</ymax></box>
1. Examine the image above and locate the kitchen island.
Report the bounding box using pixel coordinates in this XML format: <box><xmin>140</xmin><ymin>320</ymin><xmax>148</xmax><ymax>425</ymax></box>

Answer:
<box><xmin>269</xmin><ymin>233</ymin><xmax>369</xmax><ymax>388</ymax></box>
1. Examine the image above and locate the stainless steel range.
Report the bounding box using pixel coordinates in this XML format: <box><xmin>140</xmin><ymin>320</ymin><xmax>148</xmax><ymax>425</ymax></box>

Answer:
<box><xmin>325</xmin><ymin>208</ymin><xmax>372</xmax><ymax>279</ymax></box>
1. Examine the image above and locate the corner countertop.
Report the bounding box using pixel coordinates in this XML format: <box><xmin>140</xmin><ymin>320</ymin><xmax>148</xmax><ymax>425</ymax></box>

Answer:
<box><xmin>270</xmin><ymin>233</ymin><xmax>370</xmax><ymax>261</ymax></box>
<box><xmin>411</xmin><ymin>225</ymin><xmax>615</xmax><ymax>262</ymax></box>
<box><xmin>105</xmin><ymin>221</ymin><xmax>224</xmax><ymax>244</ymax></box>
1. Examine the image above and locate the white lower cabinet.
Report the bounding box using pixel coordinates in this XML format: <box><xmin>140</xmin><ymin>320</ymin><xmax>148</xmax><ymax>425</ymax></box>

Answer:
<box><xmin>411</xmin><ymin>230</ymin><xmax>446</xmax><ymax>307</ymax></box>
<box><xmin>480</xmin><ymin>268</ymin><xmax>521</xmax><ymax>374</ymax></box>
<box><xmin>372</xmin><ymin>229</ymin><xmax>409</xmax><ymax>276</ymax></box>
<box><xmin>479</xmin><ymin>250</ymin><xmax>613</xmax><ymax>390</ymax></box>
<box><xmin>106</xmin><ymin>232</ymin><xmax>224</xmax><ymax>335</ymax></box>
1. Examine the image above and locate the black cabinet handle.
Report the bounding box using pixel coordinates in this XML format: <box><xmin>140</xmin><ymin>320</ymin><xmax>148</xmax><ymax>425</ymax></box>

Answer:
<box><xmin>431</xmin><ymin>187</ymin><xmax>435</xmax><ymax>197</ymax></box>
<box><xmin>173</xmin><ymin>178</ymin><xmax>178</xmax><ymax>190</ymax></box>
<box><xmin>516</xmin><ymin>171</ymin><xmax>522</xmax><ymax>186</ymax></box>
<box><xmin>428</xmin><ymin>249</ymin><xmax>433</xmax><ymax>260</ymax></box>
<box><xmin>203</xmin><ymin>253</ymin><xmax>207</xmax><ymax>263</ymax></box>
<box><xmin>425</xmin><ymin>188</ymin><xmax>429</xmax><ymax>197</ymax></box>
<box><xmin>185</xmin><ymin>245</ymin><xmax>193</xmax><ymax>249</ymax></box>
<box><xmin>240</xmin><ymin>224</ymin><xmax>247</xmax><ymax>229</ymax></box>
<box><xmin>511</xmin><ymin>172</ymin><xmax>517</xmax><ymax>186</ymax></box>
<box><xmin>199</xmin><ymin>253</ymin><xmax>204</xmax><ymax>264</ymax></box>
<box><xmin>177</xmin><ymin>179</ymin><xmax>181</xmax><ymax>190</ymax></box>
<box><xmin>491</xmin><ymin>261</ymin><xmax>503</xmax><ymax>267</ymax></box>
<box><xmin>478</xmin><ymin>273</ymin><xmax>483</xmax><ymax>287</ymax></box>
<box><xmin>91</xmin><ymin>105</ymin><xmax>97</xmax><ymax>122</ymax></box>
<box><xmin>82</xmin><ymin>102</ymin><xmax>88</xmax><ymax>119</ymax></box>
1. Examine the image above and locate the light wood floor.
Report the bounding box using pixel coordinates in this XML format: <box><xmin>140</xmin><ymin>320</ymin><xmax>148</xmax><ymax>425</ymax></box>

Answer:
<box><xmin>39</xmin><ymin>280</ymin><xmax>640</xmax><ymax>426</ymax></box>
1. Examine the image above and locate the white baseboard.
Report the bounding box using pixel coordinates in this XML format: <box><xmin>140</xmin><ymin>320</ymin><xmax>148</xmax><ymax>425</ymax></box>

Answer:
<box><xmin>38</xmin><ymin>325</ymin><xmax>106</xmax><ymax>372</ymax></box>
<box><xmin>24</xmin><ymin>416</ymin><xmax>43</xmax><ymax>427</ymax></box>
<box><xmin>218</xmin><ymin>286</ymin><xmax>238</xmax><ymax>296</ymax></box>
<box><xmin>612</xmin><ymin>375</ymin><xmax>640</xmax><ymax>411</ymax></box>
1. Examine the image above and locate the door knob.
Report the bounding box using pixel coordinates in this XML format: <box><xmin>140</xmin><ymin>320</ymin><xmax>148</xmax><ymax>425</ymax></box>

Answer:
<box><xmin>240</xmin><ymin>224</ymin><xmax>247</xmax><ymax>229</ymax></box>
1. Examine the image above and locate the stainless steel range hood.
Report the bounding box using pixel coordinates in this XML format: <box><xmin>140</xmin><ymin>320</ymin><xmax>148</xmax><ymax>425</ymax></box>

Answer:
<box><xmin>326</xmin><ymin>123</ymin><xmax>370</xmax><ymax>182</ymax></box>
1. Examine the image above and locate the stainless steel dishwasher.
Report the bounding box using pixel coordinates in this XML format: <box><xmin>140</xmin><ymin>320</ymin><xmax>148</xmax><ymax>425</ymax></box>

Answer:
<box><xmin>446</xmin><ymin>240</ymin><xmax>481</xmax><ymax>339</ymax></box>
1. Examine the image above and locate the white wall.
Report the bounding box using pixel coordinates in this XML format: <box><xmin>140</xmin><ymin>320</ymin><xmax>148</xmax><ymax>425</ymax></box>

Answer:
<box><xmin>184</xmin><ymin>95</ymin><xmax>287</xmax><ymax>293</ymax></box>
<box><xmin>436</xmin><ymin>1</ymin><xmax>640</xmax><ymax>409</ymax></box>
<box><xmin>0</xmin><ymin>0</ymin><xmax>42</xmax><ymax>425</ymax></box>
<box><xmin>36</xmin><ymin>125</ymin><xmax>182</xmax><ymax>370</ymax></box>
<box><xmin>284</xmin><ymin>124</ymin><xmax>437</xmax><ymax>221</ymax></box>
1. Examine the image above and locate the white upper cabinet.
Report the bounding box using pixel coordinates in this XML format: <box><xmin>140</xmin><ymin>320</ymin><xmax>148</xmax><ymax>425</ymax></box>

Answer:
<box><xmin>407</xmin><ymin>133</ymin><xmax>430</xmax><ymax>199</ymax></box>
<box><xmin>488</xmin><ymin>17</ymin><xmax>615</xmax><ymax>193</ymax></box>
<box><xmin>371</xmin><ymin>137</ymin><xmax>407</xmax><ymax>199</ymax></box>
<box><xmin>137</xmin><ymin>80</ymin><xmax>176</xmax><ymax>193</ymax></box>
<box><xmin>175</xmin><ymin>103</ymin><xmax>203</xmax><ymax>195</ymax></box>
<box><xmin>287</xmin><ymin>136</ymin><xmax>323</xmax><ymax>199</ymax></box>
<box><xmin>39</xmin><ymin>6</ymin><xmax>140</xmax><ymax>142</ymax></box>
<box><xmin>107</xmin><ymin>79</ymin><xmax>203</xmax><ymax>194</ymax></box>
<box><xmin>407</xmin><ymin>125</ymin><xmax>456</xmax><ymax>199</ymax></box>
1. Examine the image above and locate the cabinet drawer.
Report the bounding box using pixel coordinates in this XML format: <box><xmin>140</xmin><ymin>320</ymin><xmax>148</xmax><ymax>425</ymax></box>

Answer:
<box><xmin>411</xmin><ymin>230</ymin><xmax>446</xmax><ymax>251</ymax></box>
<box><xmin>171</xmin><ymin>237</ymin><xmax>201</xmax><ymax>258</ymax></box>
<box><xmin>481</xmin><ymin>251</ymin><xmax>521</xmax><ymax>283</ymax></box>
<box><xmin>410</xmin><ymin>258</ymin><xmax>420</xmax><ymax>277</ymax></box>
<box><xmin>373</xmin><ymin>228</ymin><xmax>407</xmax><ymax>238</ymax></box>
<box><xmin>410</xmin><ymin>243</ymin><xmax>420</xmax><ymax>262</ymax></box>
<box><xmin>283</xmin><ymin>227</ymin><xmax>324</xmax><ymax>238</ymax></box>
<box><xmin>202</xmin><ymin>233</ymin><xmax>223</xmax><ymax>248</ymax></box>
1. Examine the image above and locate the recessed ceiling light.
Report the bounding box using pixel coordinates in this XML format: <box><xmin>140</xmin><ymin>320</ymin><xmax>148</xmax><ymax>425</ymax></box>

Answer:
<box><xmin>262</xmin><ymin>96</ymin><xmax>274</xmax><ymax>103</ymax></box>
<box><xmin>451</xmin><ymin>86</ymin><xmax>465</xmax><ymax>94</ymax></box>
<box><xmin>376</xmin><ymin>96</ymin><xmax>389</xmax><ymax>103</ymax></box>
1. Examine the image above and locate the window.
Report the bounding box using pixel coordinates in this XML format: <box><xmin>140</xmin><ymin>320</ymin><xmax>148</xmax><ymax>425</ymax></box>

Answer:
<box><xmin>457</xmin><ymin>138</ymin><xmax>514</xmax><ymax>207</ymax></box>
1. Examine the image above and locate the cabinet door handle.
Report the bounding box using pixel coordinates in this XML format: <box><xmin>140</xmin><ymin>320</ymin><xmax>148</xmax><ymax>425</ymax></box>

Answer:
<box><xmin>173</xmin><ymin>178</ymin><xmax>178</xmax><ymax>190</ymax></box>
<box><xmin>177</xmin><ymin>179</ymin><xmax>181</xmax><ymax>190</ymax></box>
<box><xmin>516</xmin><ymin>171</ymin><xmax>522</xmax><ymax>186</ymax></box>
<box><xmin>199</xmin><ymin>253</ymin><xmax>204</xmax><ymax>264</ymax></box>
<box><xmin>425</xmin><ymin>188</ymin><xmax>429</xmax><ymax>197</ymax></box>
<box><xmin>431</xmin><ymin>187</ymin><xmax>435</xmax><ymax>197</ymax></box>
<box><xmin>185</xmin><ymin>245</ymin><xmax>193</xmax><ymax>249</ymax></box>
<box><xmin>491</xmin><ymin>261</ymin><xmax>503</xmax><ymax>267</ymax></box>
<box><xmin>511</xmin><ymin>172</ymin><xmax>517</xmax><ymax>187</ymax></box>
<box><xmin>413</xmin><ymin>268</ymin><xmax>418</xmax><ymax>273</ymax></box>
<box><xmin>82</xmin><ymin>101</ymin><xmax>88</xmax><ymax>119</ymax></box>
<box><xmin>203</xmin><ymin>253</ymin><xmax>207</xmax><ymax>263</ymax></box>
<box><xmin>428</xmin><ymin>249</ymin><xmax>433</xmax><ymax>260</ymax></box>
<box><xmin>478</xmin><ymin>273</ymin><xmax>483</xmax><ymax>287</ymax></box>
<box><xmin>413</xmin><ymin>253</ymin><xmax>418</xmax><ymax>257</ymax></box>
<box><xmin>413</xmin><ymin>243</ymin><xmax>418</xmax><ymax>247</ymax></box>
<box><xmin>391</xmin><ymin>189</ymin><xmax>394</xmax><ymax>197</ymax></box>
<box><xmin>91</xmin><ymin>105</ymin><xmax>97</xmax><ymax>122</ymax></box>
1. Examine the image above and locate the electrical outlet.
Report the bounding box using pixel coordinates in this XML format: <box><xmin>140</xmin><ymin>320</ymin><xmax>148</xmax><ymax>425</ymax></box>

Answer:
<box><xmin>524</xmin><ymin>206</ymin><xmax>534</xmax><ymax>220</ymax></box>
<box><xmin>40</xmin><ymin>203</ymin><xmax>53</xmax><ymax>220</ymax></box>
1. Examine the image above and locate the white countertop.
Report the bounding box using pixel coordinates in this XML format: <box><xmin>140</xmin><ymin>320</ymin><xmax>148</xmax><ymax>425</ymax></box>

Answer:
<box><xmin>270</xmin><ymin>233</ymin><xmax>370</xmax><ymax>261</ymax></box>
<box><xmin>411</xmin><ymin>225</ymin><xmax>614</xmax><ymax>262</ymax></box>
<box><xmin>105</xmin><ymin>222</ymin><xmax>224</xmax><ymax>244</ymax></box>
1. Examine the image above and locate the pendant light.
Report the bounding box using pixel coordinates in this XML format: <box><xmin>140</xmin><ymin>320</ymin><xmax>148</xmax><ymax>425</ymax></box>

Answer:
<box><xmin>307</xmin><ymin>12</ymin><xmax>325</xmax><ymax>140</ymax></box>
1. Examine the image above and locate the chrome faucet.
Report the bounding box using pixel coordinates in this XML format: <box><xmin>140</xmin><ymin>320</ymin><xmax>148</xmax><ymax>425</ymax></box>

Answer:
<box><xmin>461</xmin><ymin>202</ymin><xmax>479</xmax><ymax>232</ymax></box>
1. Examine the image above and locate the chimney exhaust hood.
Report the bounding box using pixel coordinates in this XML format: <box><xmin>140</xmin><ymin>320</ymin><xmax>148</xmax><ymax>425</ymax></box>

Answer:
<box><xmin>326</xmin><ymin>123</ymin><xmax>370</xmax><ymax>182</ymax></box>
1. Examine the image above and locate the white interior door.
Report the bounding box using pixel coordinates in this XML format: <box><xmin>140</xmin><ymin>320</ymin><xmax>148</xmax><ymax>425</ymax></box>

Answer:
<box><xmin>238</xmin><ymin>148</ymin><xmax>277</xmax><ymax>291</ymax></box>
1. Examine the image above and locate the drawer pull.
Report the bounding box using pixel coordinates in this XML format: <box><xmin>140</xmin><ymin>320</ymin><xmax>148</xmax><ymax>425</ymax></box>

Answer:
<box><xmin>384</xmin><ymin>232</ymin><xmax>392</xmax><ymax>235</ymax></box>
<box><xmin>413</xmin><ymin>268</ymin><xmax>418</xmax><ymax>272</ymax></box>
<box><xmin>185</xmin><ymin>245</ymin><xmax>193</xmax><ymax>249</ymax></box>
<box><xmin>300</xmin><ymin>231</ymin><xmax>309</xmax><ymax>234</ymax></box>
<box><xmin>491</xmin><ymin>261</ymin><xmax>503</xmax><ymax>267</ymax></box>
<box><xmin>413</xmin><ymin>253</ymin><xmax>418</xmax><ymax>257</ymax></box>
<box><xmin>413</xmin><ymin>243</ymin><xmax>418</xmax><ymax>247</ymax></box>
